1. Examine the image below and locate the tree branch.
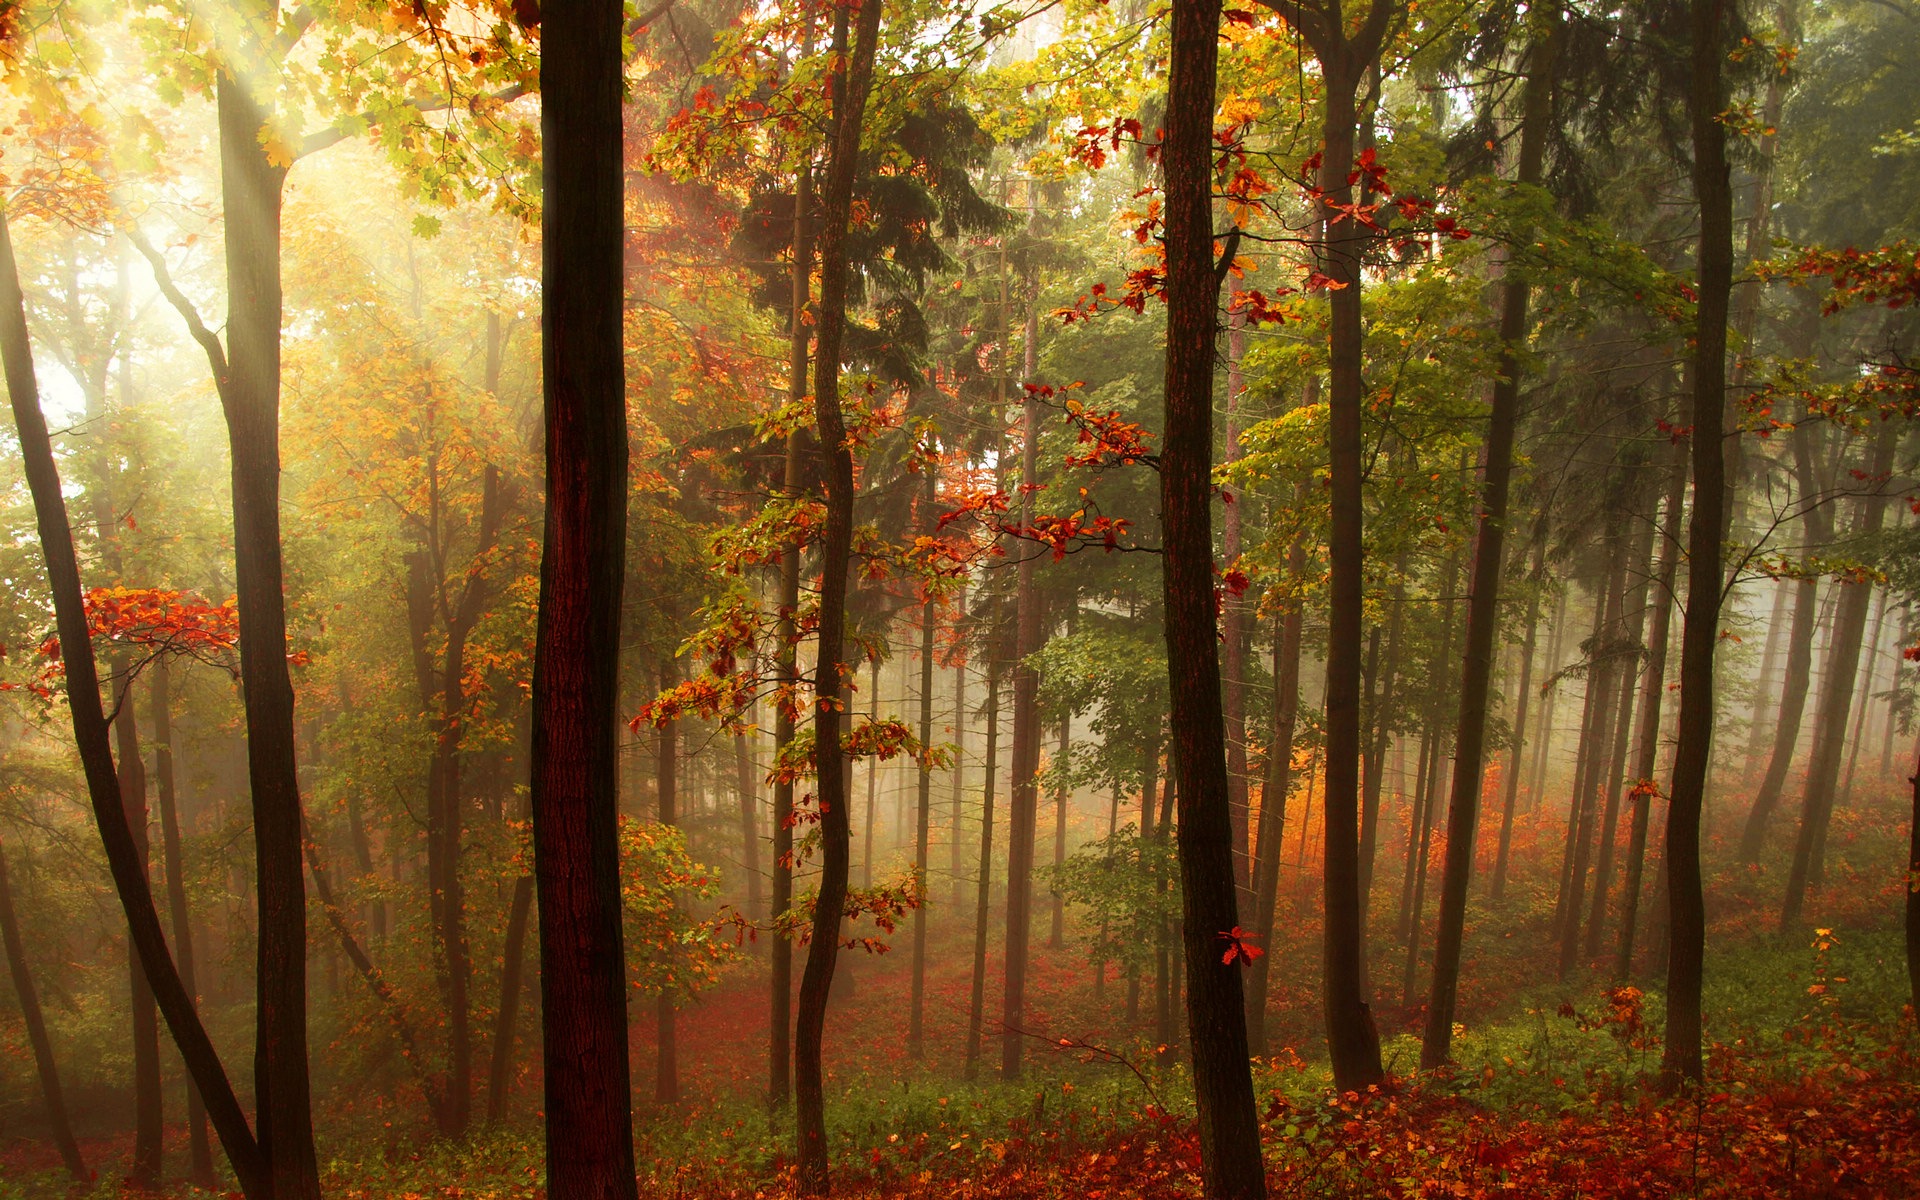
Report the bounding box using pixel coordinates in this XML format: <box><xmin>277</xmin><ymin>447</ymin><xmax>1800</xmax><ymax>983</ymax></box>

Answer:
<box><xmin>121</xmin><ymin>225</ymin><xmax>229</xmax><ymax>390</ymax></box>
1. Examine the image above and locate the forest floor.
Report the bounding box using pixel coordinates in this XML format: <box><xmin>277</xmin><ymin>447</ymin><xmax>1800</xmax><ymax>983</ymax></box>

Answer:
<box><xmin>7</xmin><ymin>807</ymin><xmax>1920</xmax><ymax>1199</ymax></box>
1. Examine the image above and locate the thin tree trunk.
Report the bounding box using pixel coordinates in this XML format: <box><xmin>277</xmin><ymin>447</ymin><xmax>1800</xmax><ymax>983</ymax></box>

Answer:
<box><xmin>1559</xmin><ymin>534</ymin><xmax>1628</xmax><ymax>977</ymax></box>
<box><xmin>2</xmin><ymin>205</ymin><xmax>266</xmax><ymax>1198</ymax></box>
<box><xmin>794</xmin><ymin>2</ymin><xmax>882</xmax><ymax>1186</ymax></box>
<box><xmin>112</xmin><ymin>664</ymin><xmax>163</xmax><ymax>1185</ymax></box>
<box><xmin>1223</xmin><ymin>305</ymin><xmax>1253</xmax><ymax>917</ymax></box>
<box><xmin>1781</xmin><ymin>427</ymin><xmax>1897</xmax><ymax>927</ymax></box>
<box><xmin>1163</xmin><ymin>5</ymin><xmax>1264</xmax><ymax>1188</ymax></box>
<box><xmin>950</xmin><ymin>605</ymin><xmax>968</xmax><ymax>908</ymax></box>
<box><xmin>736</xmin><ymin>729</ymin><xmax>762</xmax><ymax>922</ymax></box>
<box><xmin>1839</xmin><ymin>585</ymin><xmax>1889</xmax><ymax>805</ymax></box>
<box><xmin>1662</xmin><ymin>0</ymin><xmax>1733</xmax><ymax>1086</ymax></box>
<box><xmin>1529</xmin><ymin>589</ymin><xmax>1573</xmax><ymax>810</ymax></box>
<box><xmin>656</xmin><ymin>667</ymin><xmax>680</xmax><ymax>1104</ymax></box>
<box><xmin>908</xmin><ymin>555</ymin><xmax>936</xmax><ymax>1059</ymax></box>
<box><xmin>0</xmin><ymin>839</ymin><xmax>86</xmax><ymax>1181</ymax></box>
<box><xmin>532</xmin><ymin>0</ymin><xmax>639</xmax><ymax>1189</ymax></box>
<box><xmin>1049</xmin><ymin>717</ymin><xmax>1071</xmax><ymax>948</ymax></box>
<box><xmin>1492</xmin><ymin>519</ymin><xmax>1549</xmax><ymax>900</ymax></box>
<box><xmin>1246</xmin><ymin>534</ymin><xmax>1307</xmax><ymax>1053</ymax></box>
<box><xmin>1907</xmin><ymin>750</ymin><xmax>1920</xmax><ymax>1019</ymax></box>
<box><xmin>963</xmin><ymin>663</ymin><xmax>1000</xmax><ymax>1081</ymax></box>
<box><xmin>1359</xmin><ymin>559</ymin><xmax>1406</xmax><ymax>918</ymax></box>
<box><xmin>152</xmin><ymin>657</ymin><xmax>214</xmax><ymax>1185</ymax></box>
<box><xmin>485</xmin><ymin>874</ymin><xmax>534</xmax><ymax>1124</ymax></box>
<box><xmin>863</xmin><ymin>656</ymin><xmax>879</xmax><ymax>888</ymax></box>
<box><xmin>1615</xmin><ymin>445</ymin><xmax>1687</xmax><ymax>978</ymax></box>
<box><xmin>1555</xmin><ymin>551</ymin><xmax>1621</xmax><ymax>943</ymax></box>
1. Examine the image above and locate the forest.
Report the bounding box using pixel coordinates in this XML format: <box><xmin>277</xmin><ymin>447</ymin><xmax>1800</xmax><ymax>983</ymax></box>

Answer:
<box><xmin>0</xmin><ymin>0</ymin><xmax>1916</xmax><ymax>1197</ymax></box>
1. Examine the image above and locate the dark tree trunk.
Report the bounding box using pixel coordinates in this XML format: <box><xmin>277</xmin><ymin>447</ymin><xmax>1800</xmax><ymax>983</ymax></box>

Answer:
<box><xmin>963</xmin><ymin>663</ymin><xmax>1000</xmax><ymax>1081</ymax></box>
<box><xmin>214</xmin><ymin>56</ymin><xmax>320</xmax><ymax>1195</ymax></box>
<box><xmin>1555</xmin><ymin>547</ymin><xmax>1623</xmax><ymax>947</ymax></box>
<box><xmin>1162</xmin><ymin>4</ymin><xmax>1265</xmax><ymax>1191</ymax></box>
<box><xmin>152</xmin><ymin>658</ymin><xmax>214</xmax><ymax>1185</ymax></box>
<box><xmin>1</xmin><ymin>205</ymin><xmax>267</xmax><ymax>1198</ymax></box>
<box><xmin>0</xmin><ymin>839</ymin><xmax>86</xmax><ymax>1181</ymax></box>
<box><xmin>769</xmin><ymin>148</ymin><xmax>811</xmax><ymax>1115</ymax></box>
<box><xmin>1127</xmin><ymin>741</ymin><xmax>1161</xmax><ymax>1023</ymax></box>
<box><xmin>1492</xmin><ymin>519</ymin><xmax>1550</xmax><ymax>901</ymax></box>
<box><xmin>485</xmin><ymin>874</ymin><xmax>534</xmax><ymax>1124</ymax></box>
<box><xmin>656</xmin><ymin>671</ymin><xmax>680</xmax><ymax>1104</ymax></box>
<box><xmin>794</xmin><ymin>2</ymin><xmax>882</xmax><ymax>1187</ymax></box>
<box><xmin>1360</xmin><ymin>559</ymin><xmax>1407</xmax><ymax>918</ymax></box>
<box><xmin>1615</xmin><ymin>445</ymin><xmax>1687</xmax><ymax>978</ymax></box>
<box><xmin>1583</xmin><ymin>510</ymin><xmax>1658</xmax><ymax>962</ymax></box>
<box><xmin>1223</xmin><ymin>308</ymin><xmax>1253</xmax><ymax>916</ymax></box>
<box><xmin>1402</xmin><ymin>551</ymin><xmax>1460</xmax><ymax>1006</ymax></box>
<box><xmin>532</xmin><ymin>0</ymin><xmax>639</xmax><ymax>1191</ymax></box>
<box><xmin>1781</xmin><ymin>427</ymin><xmax>1897</xmax><ymax>928</ymax></box>
<box><xmin>1559</xmin><ymin>535</ymin><xmax>1627</xmax><ymax>978</ymax></box>
<box><xmin>113</xmin><ymin>670</ymin><xmax>163</xmax><ymax>1187</ymax></box>
<box><xmin>1246</xmin><ymin>533</ymin><xmax>1307</xmax><ymax>1054</ymax></box>
<box><xmin>1420</xmin><ymin>6</ymin><xmax>1557</xmax><ymax>1060</ymax></box>
<box><xmin>1739</xmin><ymin>421</ymin><xmax>1827</xmax><ymax>862</ymax></box>
<box><xmin>909</xmin><ymin>555</ymin><xmax>936</xmax><ymax>1059</ymax></box>
<box><xmin>1662</xmin><ymin>0</ymin><xmax>1733</xmax><ymax>1088</ymax></box>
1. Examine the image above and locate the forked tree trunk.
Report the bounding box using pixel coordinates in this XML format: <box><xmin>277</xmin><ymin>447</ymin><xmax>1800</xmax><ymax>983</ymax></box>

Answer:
<box><xmin>0</xmin><ymin>839</ymin><xmax>86</xmax><ymax>1181</ymax></box>
<box><xmin>1162</xmin><ymin>3</ymin><xmax>1265</xmax><ymax>1190</ymax></box>
<box><xmin>794</xmin><ymin>2</ymin><xmax>882</xmax><ymax>1188</ymax></box>
<box><xmin>2</xmin><ymin>204</ymin><xmax>266</xmax><ymax>1198</ymax></box>
<box><xmin>1662</xmin><ymin>0</ymin><xmax>1733</xmax><ymax>1088</ymax></box>
<box><xmin>532</xmin><ymin>1</ymin><xmax>639</xmax><ymax>1192</ymax></box>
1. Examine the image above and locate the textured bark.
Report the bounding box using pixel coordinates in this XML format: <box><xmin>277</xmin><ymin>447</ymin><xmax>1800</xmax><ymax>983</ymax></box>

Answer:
<box><xmin>2</xmin><ymin>205</ymin><xmax>266</xmax><ymax>1198</ymax></box>
<box><xmin>532</xmin><ymin>0</ymin><xmax>639</xmax><ymax>1191</ymax></box>
<box><xmin>0</xmin><ymin>839</ymin><xmax>86</xmax><ymax>1180</ymax></box>
<box><xmin>1162</xmin><ymin>4</ymin><xmax>1265</xmax><ymax>1190</ymax></box>
<box><xmin>1615</xmin><ymin>446</ymin><xmax>1687</xmax><ymax>978</ymax></box>
<box><xmin>152</xmin><ymin>658</ymin><xmax>214</xmax><ymax>1185</ymax></box>
<box><xmin>794</xmin><ymin>2</ymin><xmax>882</xmax><ymax>1187</ymax></box>
<box><xmin>1662</xmin><ymin>0</ymin><xmax>1733</xmax><ymax>1087</ymax></box>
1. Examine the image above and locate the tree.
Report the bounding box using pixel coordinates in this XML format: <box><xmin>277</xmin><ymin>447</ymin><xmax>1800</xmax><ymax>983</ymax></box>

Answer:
<box><xmin>0</xmin><ymin>835</ymin><xmax>85</xmax><ymax>1182</ymax></box>
<box><xmin>1158</xmin><ymin>2</ymin><xmax>1266</xmax><ymax>1192</ymax></box>
<box><xmin>794</xmin><ymin>0</ymin><xmax>883</xmax><ymax>1190</ymax></box>
<box><xmin>531</xmin><ymin>0</ymin><xmax>639</xmax><ymax>1194</ymax></box>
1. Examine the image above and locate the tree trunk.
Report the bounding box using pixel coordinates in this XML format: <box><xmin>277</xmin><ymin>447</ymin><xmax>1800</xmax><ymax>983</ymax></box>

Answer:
<box><xmin>485</xmin><ymin>874</ymin><xmax>534</xmax><ymax>1124</ymax></box>
<box><xmin>1529</xmin><ymin>589</ymin><xmax>1573</xmax><ymax>810</ymax></box>
<box><xmin>1662</xmin><ymin>0</ymin><xmax>1733</xmax><ymax>1087</ymax></box>
<box><xmin>908</xmin><ymin>556</ymin><xmax>936</xmax><ymax>1059</ymax></box>
<box><xmin>1246</xmin><ymin>534</ymin><xmax>1306</xmax><ymax>1053</ymax></box>
<box><xmin>1615</xmin><ymin>445</ymin><xmax>1687</xmax><ymax>978</ymax></box>
<box><xmin>1162</xmin><ymin>4</ymin><xmax>1265</xmax><ymax>1190</ymax></box>
<box><xmin>736</xmin><ymin>729</ymin><xmax>763</xmax><ymax>922</ymax></box>
<box><xmin>863</xmin><ymin>656</ymin><xmax>880</xmax><ymax>885</ymax></box>
<box><xmin>656</xmin><ymin>667</ymin><xmax>680</xmax><ymax>1104</ymax></box>
<box><xmin>1402</xmin><ymin>551</ymin><xmax>1460</xmax><ymax>1004</ymax></box>
<box><xmin>1492</xmin><ymin>519</ymin><xmax>1549</xmax><ymax>901</ymax></box>
<box><xmin>0</xmin><ymin>839</ymin><xmax>86</xmax><ymax>1181</ymax></box>
<box><xmin>1739</xmin><ymin>420</ymin><xmax>1828</xmax><ymax>862</ymax></box>
<box><xmin>950</xmin><ymin>605</ymin><xmax>968</xmax><ymax>908</ymax></box>
<box><xmin>1049</xmin><ymin>717</ymin><xmax>1071</xmax><ymax>948</ymax></box>
<box><xmin>794</xmin><ymin>2</ymin><xmax>882</xmax><ymax>1187</ymax></box>
<box><xmin>1559</xmin><ymin>534</ymin><xmax>1627</xmax><ymax>977</ymax></box>
<box><xmin>963</xmin><ymin>663</ymin><xmax>1000</xmax><ymax>1081</ymax></box>
<box><xmin>1223</xmin><ymin>306</ymin><xmax>1253</xmax><ymax>916</ymax></box>
<box><xmin>1554</xmin><ymin>547</ymin><xmax>1622</xmax><ymax>946</ymax></box>
<box><xmin>113</xmin><ymin>668</ymin><xmax>163</xmax><ymax>1186</ymax></box>
<box><xmin>1314</xmin><ymin>17</ymin><xmax>1392</xmax><ymax>1097</ymax></box>
<box><xmin>152</xmin><ymin>657</ymin><xmax>214</xmax><ymax>1185</ymax></box>
<box><xmin>769</xmin><ymin>133</ymin><xmax>811</xmax><ymax>1117</ymax></box>
<box><xmin>1</xmin><ymin>204</ymin><xmax>267</xmax><ymax>1198</ymax></box>
<box><xmin>1781</xmin><ymin>426</ymin><xmax>1897</xmax><ymax>928</ymax></box>
<box><xmin>1907</xmin><ymin>751</ymin><xmax>1920</xmax><ymax>1019</ymax></box>
<box><xmin>1360</xmin><ymin>558</ymin><xmax>1407</xmax><ymax>918</ymax></box>
<box><xmin>532</xmin><ymin>0</ymin><xmax>639</xmax><ymax>1190</ymax></box>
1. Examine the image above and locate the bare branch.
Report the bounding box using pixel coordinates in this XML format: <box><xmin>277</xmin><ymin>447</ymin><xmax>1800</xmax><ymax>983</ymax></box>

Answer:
<box><xmin>121</xmin><ymin>224</ymin><xmax>229</xmax><ymax>390</ymax></box>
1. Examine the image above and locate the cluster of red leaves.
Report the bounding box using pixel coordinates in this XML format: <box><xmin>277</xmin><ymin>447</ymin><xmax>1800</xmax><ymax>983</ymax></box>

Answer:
<box><xmin>1760</xmin><ymin>241</ymin><xmax>1920</xmax><ymax>313</ymax></box>
<box><xmin>1295</xmin><ymin>148</ymin><xmax>1472</xmax><ymax>253</ymax></box>
<box><xmin>1</xmin><ymin>586</ymin><xmax>241</xmax><ymax>699</ymax></box>
<box><xmin>1060</xmin><ymin>391</ymin><xmax>1156</xmax><ymax>469</ymax></box>
<box><xmin>1063</xmin><ymin>117</ymin><xmax>1147</xmax><ymax>172</ymax></box>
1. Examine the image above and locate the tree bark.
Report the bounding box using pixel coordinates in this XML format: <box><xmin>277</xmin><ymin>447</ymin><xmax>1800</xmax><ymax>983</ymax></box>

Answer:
<box><xmin>794</xmin><ymin>1</ymin><xmax>882</xmax><ymax>1187</ymax></box>
<box><xmin>1559</xmin><ymin>532</ymin><xmax>1627</xmax><ymax>977</ymax></box>
<box><xmin>736</xmin><ymin>729</ymin><xmax>763</xmax><ymax>922</ymax></box>
<box><xmin>1223</xmin><ymin>307</ymin><xmax>1252</xmax><ymax>916</ymax></box>
<box><xmin>1162</xmin><ymin>3</ymin><xmax>1265</xmax><ymax>1191</ymax></box>
<box><xmin>1662</xmin><ymin>0</ymin><xmax>1733</xmax><ymax>1087</ymax></box>
<box><xmin>485</xmin><ymin>874</ymin><xmax>534</xmax><ymax>1124</ymax></box>
<box><xmin>0</xmin><ymin>838</ymin><xmax>86</xmax><ymax>1181</ymax></box>
<box><xmin>656</xmin><ymin>664</ymin><xmax>680</xmax><ymax>1104</ymax></box>
<box><xmin>1492</xmin><ymin>519</ymin><xmax>1549</xmax><ymax>901</ymax></box>
<box><xmin>963</xmin><ymin>662</ymin><xmax>1000</xmax><ymax>1081</ymax></box>
<box><xmin>1</xmin><ymin>204</ymin><xmax>267</xmax><ymax>1198</ymax></box>
<box><xmin>113</xmin><ymin>669</ymin><xmax>162</xmax><ymax>1186</ymax></box>
<box><xmin>950</xmin><ymin>637</ymin><xmax>968</xmax><ymax>908</ymax></box>
<box><xmin>1049</xmin><ymin>716</ymin><xmax>1071</xmax><ymax>948</ymax></box>
<box><xmin>909</xmin><ymin>543</ymin><xmax>936</xmax><ymax>1059</ymax></box>
<box><xmin>532</xmin><ymin>0</ymin><xmax>639</xmax><ymax>1190</ymax></box>
<box><xmin>1247</xmin><ymin>533</ymin><xmax>1308</xmax><ymax>1054</ymax></box>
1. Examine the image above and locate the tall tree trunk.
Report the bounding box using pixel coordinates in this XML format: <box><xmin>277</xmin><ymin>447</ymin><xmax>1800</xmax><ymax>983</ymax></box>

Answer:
<box><xmin>2</xmin><ymin>205</ymin><xmax>267</xmax><ymax>1198</ymax></box>
<box><xmin>532</xmin><ymin>0</ymin><xmax>639</xmax><ymax>1191</ymax></box>
<box><xmin>1000</xmin><ymin>227</ymin><xmax>1045</xmax><ymax>1085</ymax></box>
<box><xmin>963</xmin><ymin>663</ymin><xmax>1000</xmax><ymax>1081</ymax></box>
<box><xmin>1615</xmin><ymin>445</ymin><xmax>1688</xmax><ymax>978</ymax></box>
<box><xmin>214</xmin><ymin>51</ymin><xmax>320</xmax><ymax>1194</ymax></box>
<box><xmin>1529</xmin><ymin>589</ymin><xmax>1573</xmax><ymax>810</ymax></box>
<box><xmin>1559</xmin><ymin>535</ymin><xmax>1627</xmax><ymax>977</ymax></box>
<box><xmin>0</xmin><ymin>839</ymin><xmax>86</xmax><ymax>1181</ymax></box>
<box><xmin>1420</xmin><ymin>9</ymin><xmax>1558</xmax><ymax>1061</ymax></box>
<box><xmin>1739</xmin><ymin>420</ymin><xmax>1828</xmax><ymax>862</ymax></box>
<box><xmin>485</xmin><ymin>874</ymin><xmax>534</xmax><ymax>1124</ymax></box>
<box><xmin>1247</xmin><ymin>535</ymin><xmax>1308</xmax><ymax>1053</ymax></box>
<box><xmin>1049</xmin><ymin>717</ymin><xmax>1071</xmax><ymax>948</ymax></box>
<box><xmin>794</xmin><ymin>2</ymin><xmax>882</xmax><ymax>1187</ymax></box>
<box><xmin>1492</xmin><ymin>519</ymin><xmax>1549</xmax><ymax>901</ymax></box>
<box><xmin>1127</xmin><ymin>740</ymin><xmax>1162</xmax><ymax>1023</ymax></box>
<box><xmin>909</xmin><ymin>551</ymin><xmax>936</xmax><ymax>1060</ymax></box>
<box><xmin>1662</xmin><ymin>0</ymin><xmax>1733</xmax><ymax>1087</ymax></box>
<box><xmin>950</xmin><ymin>599</ymin><xmax>968</xmax><ymax>908</ymax></box>
<box><xmin>1308</xmin><ymin>5</ymin><xmax>1395</xmax><ymax>1096</ymax></box>
<box><xmin>1222</xmin><ymin>307</ymin><xmax>1253</xmax><ymax>916</ymax></box>
<box><xmin>736</xmin><ymin>729</ymin><xmax>763</xmax><ymax>922</ymax></box>
<box><xmin>152</xmin><ymin>658</ymin><xmax>214</xmax><ymax>1185</ymax></box>
<box><xmin>1402</xmin><ymin>551</ymin><xmax>1460</xmax><ymax>1005</ymax></box>
<box><xmin>656</xmin><ymin>668</ymin><xmax>680</xmax><ymax>1104</ymax></box>
<box><xmin>1839</xmin><ymin>585</ymin><xmax>1889</xmax><ymax>806</ymax></box>
<box><xmin>1554</xmin><ymin>549</ymin><xmax>1622</xmax><ymax>944</ymax></box>
<box><xmin>1781</xmin><ymin>427</ymin><xmax>1897</xmax><ymax>928</ymax></box>
<box><xmin>1907</xmin><ymin>751</ymin><xmax>1920</xmax><ymax>1019</ymax></box>
<box><xmin>769</xmin><ymin>142</ymin><xmax>812</xmax><ymax>1116</ymax></box>
<box><xmin>1359</xmin><ymin>559</ymin><xmax>1407</xmax><ymax>917</ymax></box>
<box><xmin>863</xmin><ymin>656</ymin><xmax>880</xmax><ymax>886</ymax></box>
<box><xmin>1162</xmin><ymin>4</ymin><xmax>1265</xmax><ymax>1190</ymax></box>
<box><xmin>1745</xmin><ymin>579</ymin><xmax>1790</xmax><ymax>766</ymax></box>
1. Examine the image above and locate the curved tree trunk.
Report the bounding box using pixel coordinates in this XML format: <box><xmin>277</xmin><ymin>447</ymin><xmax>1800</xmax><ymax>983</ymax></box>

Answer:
<box><xmin>794</xmin><ymin>1</ymin><xmax>882</xmax><ymax>1187</ymax></box>
<box><xmin>532</xmin><ymin>0</ymin><xmax>639</xmax><ymax>1192</ymax></box>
